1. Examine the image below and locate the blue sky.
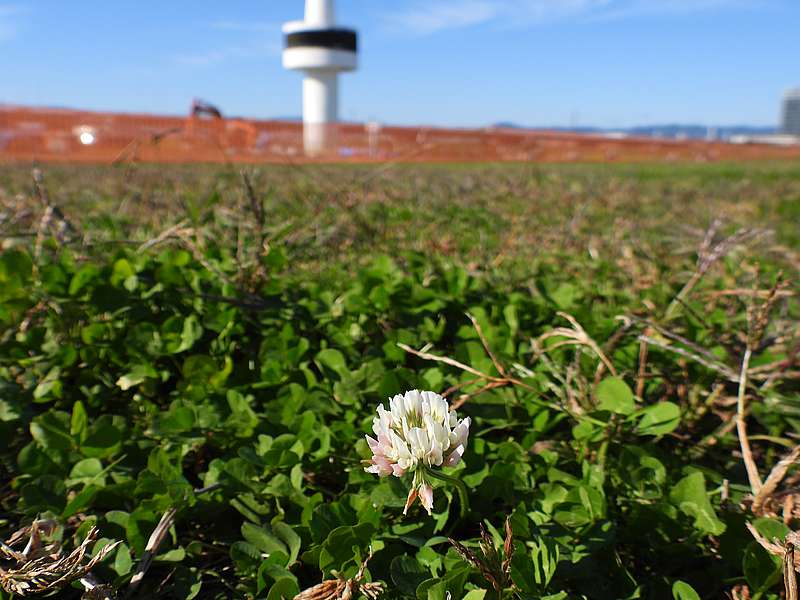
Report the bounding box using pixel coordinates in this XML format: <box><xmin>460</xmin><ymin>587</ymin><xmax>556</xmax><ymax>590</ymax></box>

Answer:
<box><xmin>0</xmin><ymin>0</ymin><xmax>798</xmax><ymax>128</ymax></box>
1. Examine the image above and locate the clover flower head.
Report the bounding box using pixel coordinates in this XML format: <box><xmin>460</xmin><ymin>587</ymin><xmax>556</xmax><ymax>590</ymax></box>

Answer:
<box><xmin>364</xmin><ymin>390</ymin><xmax>470</xmax><ymax>515</ymax></box>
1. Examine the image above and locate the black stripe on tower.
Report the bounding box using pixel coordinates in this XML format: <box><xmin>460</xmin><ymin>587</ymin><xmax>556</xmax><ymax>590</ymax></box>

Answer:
<box><xmin>285</xmin><ymin>29</ymin><xmax>358</xmax><ymax>52</ymax></box>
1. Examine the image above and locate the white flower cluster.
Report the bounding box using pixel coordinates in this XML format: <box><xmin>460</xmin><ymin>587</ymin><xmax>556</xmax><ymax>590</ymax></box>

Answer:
<box><xmin>364</xmin><ymin>390</ymin><xmax>470</xmax><ymax>514</ymax></box>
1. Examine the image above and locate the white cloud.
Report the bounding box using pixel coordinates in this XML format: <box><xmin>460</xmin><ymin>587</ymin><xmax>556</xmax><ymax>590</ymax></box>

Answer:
<box><xmin>387</xmin><ymin>0</ymin><xmax>759</xmax><ymax>35</ymax></box>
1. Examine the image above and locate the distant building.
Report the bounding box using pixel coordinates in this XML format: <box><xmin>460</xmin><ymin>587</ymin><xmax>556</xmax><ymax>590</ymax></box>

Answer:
<box><xmin>783</xmin><ymin>89</ymin><xmax>800</xmax><ymax>135</ymax></box>
<box><xmin>730</xmin><ymin>134</ymin><xmax>800</xmax><ymax>146</ymax></box>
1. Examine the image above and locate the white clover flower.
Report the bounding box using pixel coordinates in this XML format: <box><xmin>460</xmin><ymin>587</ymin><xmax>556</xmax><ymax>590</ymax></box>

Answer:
<box><xmin>364</xmin><ymin>389</ymin><xmax>471</xmax><ymax>515</ymax></box>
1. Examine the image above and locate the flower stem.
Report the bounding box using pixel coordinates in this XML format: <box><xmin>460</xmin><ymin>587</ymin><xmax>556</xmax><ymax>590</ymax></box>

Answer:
<box><xmin>427</xmin><ymin>468</ymin><xmax>469</xmax><ymax>519</ymax></box>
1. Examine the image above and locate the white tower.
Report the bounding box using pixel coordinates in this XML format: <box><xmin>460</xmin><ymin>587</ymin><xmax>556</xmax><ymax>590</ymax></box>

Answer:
<box><xmin>283</xmin><ymin>0</ymin><xmax>358</xmax><ymax>155</ymax></box>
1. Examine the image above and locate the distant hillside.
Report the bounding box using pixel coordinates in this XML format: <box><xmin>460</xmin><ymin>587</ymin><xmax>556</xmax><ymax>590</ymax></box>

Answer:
<box><xmin>492</xmin><ymin>122</ymin><xmax>778</xmax><ymax>140</ymax></box>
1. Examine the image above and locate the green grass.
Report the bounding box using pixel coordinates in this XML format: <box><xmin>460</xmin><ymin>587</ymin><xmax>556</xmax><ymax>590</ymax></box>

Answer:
<box><xmin>0</xmin><ymin>161</ymin><xmax>798</xmax><ymax>599</ymax></box>
<box><xmin>2</xmin><ymin>160</ymin><xmax>800</xmax><ymax>270</ymax></box>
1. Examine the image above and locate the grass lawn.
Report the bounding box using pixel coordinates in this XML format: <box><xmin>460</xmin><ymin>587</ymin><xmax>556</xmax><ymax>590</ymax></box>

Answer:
<box><xmin>0</xmin><ymin>161</ymin><xmax>798</xmax><ymax>599</ymax></box>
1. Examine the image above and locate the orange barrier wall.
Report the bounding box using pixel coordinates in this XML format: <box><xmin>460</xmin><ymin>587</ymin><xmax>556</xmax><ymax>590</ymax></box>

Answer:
<box><xmin>1</xmin><ymin>105</ymin><xmax>799</xmax><ymax>164</ymax></box>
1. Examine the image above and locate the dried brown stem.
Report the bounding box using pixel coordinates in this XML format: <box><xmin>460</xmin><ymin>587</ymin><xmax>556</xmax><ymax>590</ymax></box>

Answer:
<box><xmin>467</xmin><ymin>312</ymin><xmax>507</xmax><ymax>377</ymax></box>
<box><xmin>707</xmin><ymin>289</ymin><xmax>795</xmax><ymax>299</ymax></box>
<box><xmin>33</xmin><ymin>205</ymin><xmax>54</xmax><ymax>264</ymax></box>
<box><xmin>241</xmin><ymin>170</ymin><xmax>265</xmax><ymax>241</ymax></box>
<box><xmin>126</xmin><ymin>508</ymin><xmax>177</xmax><ymax>598</ymax></box>
<box><xmin>664</xmin><ymin>223</ymin><xmax>768</xmax><ymax>321</ymax></box>
<box><xmin>137</xmin><ymin>219</ymin><xmax>190</xmax><ymax>252</ymax></box>
<box><xmin>441</xmin><ymin>377</ymin><xmax>485</xmax><ymax>398</ymax></box>
<box><xmin>451</xmin><ymin>380</ymin><xmax>507</xmax><ymax>410</ymax></box>
<box><xmin>753</xmin><ymin>446</ymin><xmax>800</xmax><ymax>514</ymax></box>
<box><xmin>737</xmin><ymin>347</ymin><xmax>762</xmax><ymax>495</ymax></box>
<box><xmin>398</xmin><ymin>319</ymin><xmax>536</xmax><ymax>410</ymax></box>
<box><xmin>638</xmin><ymin>335</ymin><xmax>739</xmax><ymax>382</ymax></box>
<box><xmin>175</xmin><ymin>229</ymin><xmax>236</xmax><ymax>288</ymax></box>
<box><xmin>537</xmin><ymin>312</ymin><xmax>617</xmax><ymax>377</ymax></box>
<box><xmin>79</xmin><ymin>573</ymin><xmax>116</xmax><ymax>600</ymax></box>
<box><xmin>0</xmin><ymin>526</ymin><xmax>119</xmax><ymax>596</ymax></box>
<box><xmin>636</xmin><ymin>332</ymin><xmax>650</xmax><ymax>398</ymax></box>
<box><xmin>786</xmin><ymin>542</ymin><xmax>798</xmax><ymax>600</ymax></box>
<box><xmin>397</xmin><ymin>343</ymin><xmax>499</xmax><ymax>381</ymax></box>
<box><xmin>294</xmin><ymin>548</ymin><xmax>384</xmax><ymax>600</ymax></box>
<box><xmin>748</xmin><ymin>524</ymin><xmax>800</xmax><ymax>597</ymax></box>
<box><xmin>626</xmin><ymin>314</ymin><xmax>728</xmax><ymax>367</ymax></box>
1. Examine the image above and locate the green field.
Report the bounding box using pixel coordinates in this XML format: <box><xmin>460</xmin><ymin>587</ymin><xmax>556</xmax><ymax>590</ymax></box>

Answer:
<box><xmin>0</xmin><ymin>162</ymin><xmax>799</xmax><ymax>599</ymax></box>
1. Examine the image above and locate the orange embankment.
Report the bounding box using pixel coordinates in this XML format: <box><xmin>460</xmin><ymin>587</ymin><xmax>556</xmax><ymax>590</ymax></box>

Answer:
<box><xmin>1</xmin><ymin>105</ymin><xmax>799</xmax><ymax>164</ymax></box>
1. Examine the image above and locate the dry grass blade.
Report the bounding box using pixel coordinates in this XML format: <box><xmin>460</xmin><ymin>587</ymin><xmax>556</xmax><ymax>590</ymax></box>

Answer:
<box><xmin>33</xmin><ymin>204</ymin><xmax>54</xmax><ymax>263</ymax></box>
<box><xmin>747</xmin><ymin>522</ymin><xmax>787</xmax><ymax>558</ymax></box>
<box><xmin>467</xmin><ymin>312</ymin><xmax>507</xmax><ymax>377</ymax></box>
<box><xmin>448</xmin><ymin>537</ymin><xmax>484</xmax><ymax>571</ymax></box>
<box><xmin>241</xmin><ymin>170</ymin><xmax>266</xmax><ymax>240</ymax></box>
<box><xmin>451</xmin><ymin>380</ymin><xmax>507</xmax><ymax>411</ymax></box>
<box><xmin>294</xmin><ymin>578</ymin><xmax>343</xmax><ymax>600</ymax></box>
<box><xmin>399</xmin><ymin>316</ymin><xmax>536</xmax><ymax>411</ymax></box>
<box><xmin>175</xmin><ymin>228</ymin><xmax>236</xmax><ymax>288</ymax></box>
<box><xmin>0</xmin><ymin>542</ymin><xmax>24</xmax><ymax>562</ymax></box>
<box><xmin>448</xmin><ymin>537</ymin><xmax>500</xmax><ymax>591</ymax></box>
<box><xmin>449</xmin><ymin>519</ymin><xmax>515</xmax><ymax>593</ymax></box>
<box><xmin>737</xmin><ymin>348</ymin><xmax>763</xmax><ymax>496</ymax></box>
<box><xmin>752</xmin><ymin>446</ymin><xmax>800</xmax><ymax>514</ymax></box>
<box><xmin>637</xmin><ymin>335</ymin><xmax>739</xmax><ymax>382</ymax></box>
<box><xmin>293</xmin><ymin>549</ymin><xmax>384</xmax><ymax>600</ymax></box>
<box><xmin>537</xmin><ymin>312</ymin><xmax>617</xmax><ymax>377</ymax></box>
<box><xmin>750</xmin><ymin>526</ymin><xmax>800</xmax><ymax>585</ymax></box>
<box><xmin>787</xmin><ymin>542</ymin><xmax>799</xmax><ymax>600</ymax></box>
<box><xmin>397</xmin><ymin>343</ymin><xmax>499</xmax><ymax>381</ymax></box>
<box><xmin>137</xmin><ymin>219</ymin><xmax>190</xmax><ymax>252</ymax></box>
<box><xmin>625</xmin><ymin>315</ymin><xmax>728</xmax><ymax>367</ymax></box>
<box><xmin>665</xmin><ymin>222</ymin><xmax>769</xmax><ymax>321</ymax></box>
<box><xmin>441</xmin><ymin>377</ymin><xmax>485</xmax><ymax>399</ymax></box>
<box><xmin>30</xmin><ymin>168</ymin><xmax>79</xmax><ymax>244</ymax></box>
<box><xmin>502</xmin><ymin>517</ymin><xmax>514</xmax><ymax>576</ymax></box>
<box><xmin>636</xmin><ymin>334</ymin><xmax>649</xmax><ymax>398</ymax></box>
<box><xmin>0</xmin><ymin>526</ymin><xmax>119</xmax><ymax>596</ymax></box>
<box><xmin>126</xmin><ymin>507</ymin><xmax>177</xmax><ymax>597</ymax></box>
<box><xmin>758</xmin><ymin>336</ymin><xmax>800</xmax><ymax>391</ymax></box>
<box><xmin>478</xmin><ymin>524</ymin><xmax>500</xmax><ymax>566</ymax></box>
<box><xmin>707</xmin><ymin>289</ymin><xmax>795</xmax><ymax>299</ymax></box>
<box><xmin>80</xmin><ymin>573</ymin><xmax>117</xmax><ymax>600</ymax></box>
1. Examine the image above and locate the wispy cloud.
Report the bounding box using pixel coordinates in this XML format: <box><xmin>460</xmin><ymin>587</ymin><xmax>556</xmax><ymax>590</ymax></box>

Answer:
<box><xmin>386</xmin><ymin>0</ymin><xmax>759</xmax><ymax>35</ymax></box>
<box><xmin>173</xmin><ymin>41</ymin><xmax>280</xmax><ymax>67</ymax></box>
<box><xmin>210</xmin><ymin>19</ymin><xmax>277</xmax><ymax>33</ymax></box>
<box><xmin>173</xmin><ymin>19</ymin><xmax>281</xmax><ymax>67</ymax></box>
<box><xmin>0</xmin><ymin>4</ymin><xmax>25</xmax><ymax>42</ymax></box>
<box><xmin>587</xmin><ymin>0</ymin><xmax>757</xmax><ymax>21</ymax></box>
<box><xmin>385</xmin><ymin>1</ymin><xmax>500</xmax><ymax>35</ymax></box>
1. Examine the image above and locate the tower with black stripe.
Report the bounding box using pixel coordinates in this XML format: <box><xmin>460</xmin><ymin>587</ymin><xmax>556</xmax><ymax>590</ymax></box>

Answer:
<box><xmin>283</xmin><ymin>0</ymin><xmax>358</xmax><ymax>155</ymax></box>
